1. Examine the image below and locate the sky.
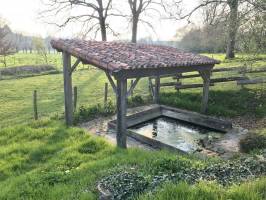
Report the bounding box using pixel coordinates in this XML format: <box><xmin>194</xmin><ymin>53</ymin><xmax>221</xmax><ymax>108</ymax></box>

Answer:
<box><xmin>0</xmin><ymin>0</ymin><xmax>200</xmax><ymax>41</ymax></box>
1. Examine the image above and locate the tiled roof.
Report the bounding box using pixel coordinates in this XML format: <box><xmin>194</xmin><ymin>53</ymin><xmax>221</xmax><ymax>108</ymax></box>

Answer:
<box><xmin>51</xmin><ymin>39</ymin><xmax>220</xmax><ymax>72</ymax></box>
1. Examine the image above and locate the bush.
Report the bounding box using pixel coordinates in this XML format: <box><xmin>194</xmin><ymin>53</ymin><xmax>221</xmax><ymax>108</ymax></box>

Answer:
<box><xmin>74</xmin><ymin>101</ymin><xmax>115</xmax><ymax>123</ymax></box>
<box><xmin>240</xmin><ymin>132</ymin><xmax>266</xmax><ymax>153</ymax></box>
<box><xmin>127</xmin><ymin>95</ymin><xmax>146</xmax><ymax>107</ymax></box>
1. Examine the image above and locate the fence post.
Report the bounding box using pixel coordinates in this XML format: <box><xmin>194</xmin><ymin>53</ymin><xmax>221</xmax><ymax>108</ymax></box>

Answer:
<box><xmin>73</xmin><ymin>86</ymin><xmax>78</xmax><ymax>111</ymax></box>
<box><xmin>33</xmin><ymin>90</ymin><xmax>38</xmax><ymax>120</ymax></box>
<box><xmin>104</xmin><ymin>82</ymin><xmax>108</xmax><ymax>105</ymax></box>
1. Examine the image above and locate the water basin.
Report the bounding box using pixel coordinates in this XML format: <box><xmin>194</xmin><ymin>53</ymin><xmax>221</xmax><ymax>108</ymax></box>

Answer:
<box><xmin>129</xmin><ymin>116</ymin><xmax>223</xmax><ymax>152</ymax></box>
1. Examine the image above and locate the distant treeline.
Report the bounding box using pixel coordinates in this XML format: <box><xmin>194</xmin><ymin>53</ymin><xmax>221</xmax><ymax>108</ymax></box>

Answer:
<box><xmin>140</xmin><ymin>13</ymin><xmax>266</xmax><ymax>54</ymax></box>
<box><xmin>2</xmin><ymin>25</ymin><xmax>53</xmax><ymax>54</ymax></box>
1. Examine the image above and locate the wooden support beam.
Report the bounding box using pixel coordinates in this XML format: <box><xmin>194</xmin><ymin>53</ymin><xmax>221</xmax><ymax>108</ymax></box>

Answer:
<box><xmin>104</xmin><ymin>82</ymin><xmax>108</xmax><ymax>105</ymax></box>
<box><xmin>70</xmin><ymin>58</ymin><xmax>81</xmax><ymax>74</ymax></box>
<box><xmin>116</xmin><ymin>77</ymin><xmax>127</xmax><ymax>148</ymax></box>
<box><xmin>154</xmin><ymin>76</ymin><xmax>160</xmax><ymax>104</ymax></box>
<box><xmin>148</xmin><ymin>77</ymin><xmax>154</xmax><ymax>97</ymax></box>
<box><xmin>73</xmin><ymin>86</ymin><xmax>78</xmax><ymax>111</ymax></box>
<box><xmin>105</xmin><ymin>72</ymin><xmax>117</xmax><ymax>95</ymax></box>
<box><xmin>126</xmin><ymin>78</ymin><xmax>140</xmax><ymax>97</ymax></box>
<box><xmin>63</xmin><ymin>51</ymin><xmax>73</xmax><ymax>126</ymax></box>
<box><xmin>199</xmin><ymin>70</ymin><xmax>211</xmax><ymax>114</ymax></box>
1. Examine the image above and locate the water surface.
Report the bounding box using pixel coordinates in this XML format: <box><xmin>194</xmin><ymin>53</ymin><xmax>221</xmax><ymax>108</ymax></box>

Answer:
<box><xmin>129</xmin><ymin>117</ymin><xmax>222</xmax><ymax>152</ymax></box>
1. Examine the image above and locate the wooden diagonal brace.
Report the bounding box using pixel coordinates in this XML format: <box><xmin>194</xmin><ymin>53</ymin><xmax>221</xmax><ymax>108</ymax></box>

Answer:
<box><xmin>126</xmin><ymin>78</ymin><xmax>140</xmax><ymax>97</ymax></box>
<box><xmin>69</xmin><ymin>58</ymin><xmax>81</xmax><ymax>75</ymax></box>
<box><xmin>105</xmin><ymin>72</ymin><xmax>117</xmax><ymax>95</ymax></box>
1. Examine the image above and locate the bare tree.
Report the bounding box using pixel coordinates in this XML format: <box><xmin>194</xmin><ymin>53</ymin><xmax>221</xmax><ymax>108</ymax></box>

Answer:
<box><xmin>0</xmin><ymin>20</ymin><xmax>15</xmax><ymax>67</ymax></box>
<box><xmin>41</xmin><ymin>0</ymin><xmax>115</xmax><ymax>41</ymax></box>
<box><xmin>167</xmin><ymin>0</ymin><xmax>266</xmax><ymax>58</ymax></box>
<box><xmin>127</xmin><ymin>0</ymin><xmax>164</xmax><ymax>43</ymax></box>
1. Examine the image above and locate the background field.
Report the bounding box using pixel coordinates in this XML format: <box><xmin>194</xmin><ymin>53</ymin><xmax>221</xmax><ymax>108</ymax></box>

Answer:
<box><xmin>0</xmin><ymin>52</ymin><xmax>265</xmax><ymax>128</ymax></box>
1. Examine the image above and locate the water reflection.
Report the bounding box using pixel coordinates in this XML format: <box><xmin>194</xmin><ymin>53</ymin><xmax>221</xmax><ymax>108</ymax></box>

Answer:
<box><xmin>130</xmin><ymin>117</ymin><xmax>222</xmax><ymax>152</ymax></box>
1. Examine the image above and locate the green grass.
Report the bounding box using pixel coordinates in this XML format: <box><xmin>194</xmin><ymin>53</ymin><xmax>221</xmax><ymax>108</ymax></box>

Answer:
<box><xmin>0</xmin><ymin>52</ymin><xmax>88</xmax><ymax>70</ymax></box>
<box><xmin>0</xmin><ymin>68</ymin><xmax>150</xmax><ymax>128</ymax></box>
<box><xmin>0</xmin><ymin>119</ymin><xmax>265</xmax><ymax>199</ymax></box>
<box><xmin>0</xmin><ymin>52</ymin><xmax>62</xmax><ymax>69</ymax></box>
<box><xmin>0</xmin><ymin>119</ymin><xmax>197</xmax><ymax>199</ymax></box>
<box><xmin>138</xmin><ymin>179</ymin><xmax>266</xmax><ymax>200</ymax></box>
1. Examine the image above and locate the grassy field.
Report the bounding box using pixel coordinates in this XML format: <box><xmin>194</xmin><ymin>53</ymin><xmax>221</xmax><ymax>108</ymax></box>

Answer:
<box><xmin>0</xmin><ymin>53</ymin><xmax>265</xmax><ymax>128</ymax></box>
<box><xmin>0</xmin><ymin>52</ymin><xmax>265</xmax><ymax>199</ymax></box>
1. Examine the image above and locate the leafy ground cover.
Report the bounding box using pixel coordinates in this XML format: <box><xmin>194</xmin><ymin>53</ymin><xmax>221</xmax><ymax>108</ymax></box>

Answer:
<box><xmin>100</xmin><ymin>157</ymin><xmax>266</xmax><ymax>199</ymax></box>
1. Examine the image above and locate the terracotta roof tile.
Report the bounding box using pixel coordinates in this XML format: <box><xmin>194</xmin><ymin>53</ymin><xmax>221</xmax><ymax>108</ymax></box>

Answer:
<box><xmin>51</xmin><ymin>39</ymin><xmax>220</xmax><ymax>72</ymax></box>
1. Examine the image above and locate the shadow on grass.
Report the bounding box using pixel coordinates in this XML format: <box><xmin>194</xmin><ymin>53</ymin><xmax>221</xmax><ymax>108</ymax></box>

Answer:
<box><xmin>160</xmin><ymin>88</ymin><xmax>266</xmax><ymax>118</ymax></box>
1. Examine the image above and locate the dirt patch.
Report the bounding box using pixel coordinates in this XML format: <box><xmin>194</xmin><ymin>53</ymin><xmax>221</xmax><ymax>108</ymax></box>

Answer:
<box><xmin>230</xmin><ymin>116</ymin><xmax>266</xmax><ymax>130</ymax></box>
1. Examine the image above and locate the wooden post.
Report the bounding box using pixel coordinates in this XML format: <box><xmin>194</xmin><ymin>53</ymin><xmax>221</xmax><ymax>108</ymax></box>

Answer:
<box><xmin>33</xmin><ymin>90</ymin><xmax>38</xmax><ymax>120</ymax></box>
<box><xmin>116</xmin><ymin>77</ymin><xmax>127</xmax><ymax>148</ymax></box>
<box><xmin>154</xmin><ymin>76</ymin><xmax>160</xmax><ymax>104</ymax></box>
<box><xmin>104</xmin><ymin>82</ymin><xmax>108</xmax><ymax>105</ymax></box>
<box><xmin>63</xmin><ymin>52</ymin><xmax>73</xmax><ymax>126</ymax></box>
<box><xmin>176</xmin><ymin>73</ymin><xmax>181</xmax><ymax>92</ymax></box>
<box><xmin>199</xmin><ymin>70</ymin><xmax>211</xmax><ymax>113</ymax></box>
<box><xmin>130</xmin><ymin>80</ymin><xmax>134</xmax><ymax>97</ymax></box>
<box><xmin>73</xmin><ymin>86</ymin><xmax>77</xmax><ymax>111</ymax></box>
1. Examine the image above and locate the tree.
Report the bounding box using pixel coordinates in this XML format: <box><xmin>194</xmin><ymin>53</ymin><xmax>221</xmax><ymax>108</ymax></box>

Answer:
<box><xmin>0</xmin><ymin>19</ymin><xmax>15</xmax><ymax>67</ymax></box>
<box><xmin>41</xmin><ymin>0</ymin><xmax>115</xmax><ymax>41</ymax></box>
<box><xmin>33</xmin><ymin>37</ymin><xmax>48</xmax><ymax>64</ymax></box>
<box><xmin>127</xmin><ymin>0</ymin><xmax>164</xmax><ymax>43</ymax></box>
<box><xmin>167</xmin><ymin>0</ymin><xmax>266</xmax><ymax>58</ymax></box>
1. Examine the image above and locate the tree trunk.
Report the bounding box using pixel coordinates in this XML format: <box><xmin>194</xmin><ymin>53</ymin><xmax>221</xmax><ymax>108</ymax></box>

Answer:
<box><xmin>98</xmin><ymin>0</ymin><xmax>107</xmax><ymax>41</ymax></box>
<box><xmin>226</xmin><ymin>0</ymin><xmax>239</xmax><ymax>59</ymax></box>
<box><xmin>131</xmin><ymin>16</ymin><xmax>138</xmax><ymax>43</ymax></box>
<box><xmin>100</xmin><ymin>18</ymin><xmax>107</xmax><ymax>41</ymax></box>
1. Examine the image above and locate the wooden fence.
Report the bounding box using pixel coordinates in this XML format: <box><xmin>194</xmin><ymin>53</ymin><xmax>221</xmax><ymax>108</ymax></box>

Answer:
<box><xmin>149</xmin><ymin>66</ymin><xmax>266</xmax><ymax>91</ymax></box>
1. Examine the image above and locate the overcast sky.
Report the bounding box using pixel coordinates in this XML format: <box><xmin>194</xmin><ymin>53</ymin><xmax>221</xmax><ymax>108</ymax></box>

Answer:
<box><xmin>0</xmin><ymin>0</ymin><xmax>200</xmax><ymax>41</ymax></box>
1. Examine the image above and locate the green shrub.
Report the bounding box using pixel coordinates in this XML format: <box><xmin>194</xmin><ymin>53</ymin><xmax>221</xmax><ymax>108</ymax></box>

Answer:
<box><xmin>74</xmin><ymin>101</ymin><xmax>115</xmax><ymax>123</ymax></box>
<box><xmin>127</xmin><ymin>95</ymin><xmax>146</xmax><ymax>107</ymax></box>
<box><xmin>240</xmin><ymin>132</ymin><xmax>266</xmax><ymax>153</ymax></box>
